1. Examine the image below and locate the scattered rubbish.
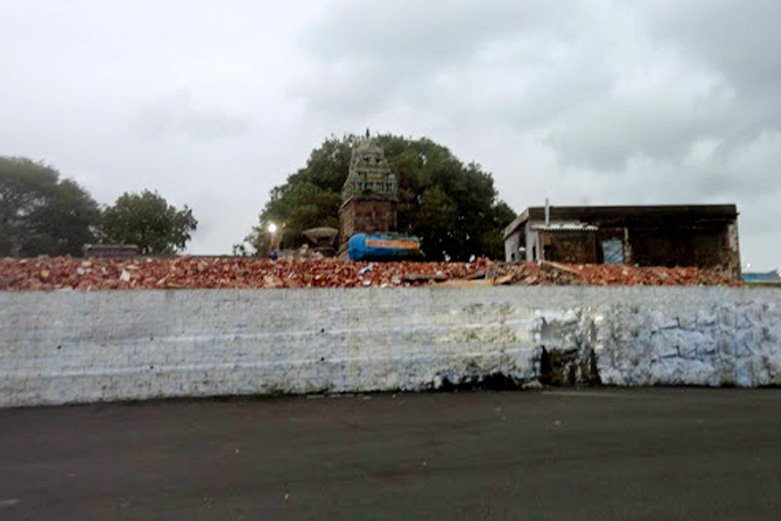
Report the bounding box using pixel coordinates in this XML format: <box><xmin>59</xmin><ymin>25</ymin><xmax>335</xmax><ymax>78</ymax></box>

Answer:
<box><xmin>400</xmin><ymin>272</ymin><xmax>448</xmax><ymax>282</ymax></box>
<box><xmin>0</xmin><ymin>256</ymin><xmax>739</xmax><ymax>291</ymax></box>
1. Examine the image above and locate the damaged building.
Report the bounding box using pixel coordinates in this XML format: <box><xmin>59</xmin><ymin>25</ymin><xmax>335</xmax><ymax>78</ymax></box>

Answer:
<box><xmin>503</xmin><ymin>204</ymin><xmax>741</xmax><ymax>278</ymax></box>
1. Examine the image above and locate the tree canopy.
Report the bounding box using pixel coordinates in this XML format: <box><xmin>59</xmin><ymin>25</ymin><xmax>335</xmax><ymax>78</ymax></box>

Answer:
<box><xmin>243</xmin><ymin>134</ymin><xmax>515</xmax><ymax>260</ymax></box>
<box><xmin>100</xmin><ymin>190</ymin><xmax>197</xmax><ymax>255</ymax></box>
<box><xmin>0</xmin><ymin>156</ymin><xmax>100</xmax><ymax>257</ymax></box>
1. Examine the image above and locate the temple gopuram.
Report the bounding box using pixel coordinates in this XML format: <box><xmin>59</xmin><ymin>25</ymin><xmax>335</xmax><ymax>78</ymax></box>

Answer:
<box><xmin>338</xmin><ymin>132</ymin><xmax>399</xmax><ymax>257</ymax></box>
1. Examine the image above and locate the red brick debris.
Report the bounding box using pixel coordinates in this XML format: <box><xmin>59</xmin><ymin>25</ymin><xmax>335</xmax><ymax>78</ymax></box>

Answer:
<box><xmin>0</xmin><ymin>256</ymin><xmax>740</xmax><ymax>291</ymax></box>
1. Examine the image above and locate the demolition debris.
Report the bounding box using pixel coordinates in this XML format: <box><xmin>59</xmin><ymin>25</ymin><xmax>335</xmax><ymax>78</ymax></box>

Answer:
<box><xmin>0</xmin><ymin>256</ymin><xmax>740</xmax><ymax>291</ymax></box>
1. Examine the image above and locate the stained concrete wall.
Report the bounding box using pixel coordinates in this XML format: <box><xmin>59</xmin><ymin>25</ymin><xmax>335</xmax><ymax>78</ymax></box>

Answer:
<box><xmin>1</xmin><ymin>287</ymin><xmax>780</xmax><ymax>407</ymax></box>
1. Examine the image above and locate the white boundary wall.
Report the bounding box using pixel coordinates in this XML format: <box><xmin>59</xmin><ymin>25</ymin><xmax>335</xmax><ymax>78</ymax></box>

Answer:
<box><xmin>1</xmin><ymin>287</ymin><xmax>780</xmax><ymax>407</ymax></box>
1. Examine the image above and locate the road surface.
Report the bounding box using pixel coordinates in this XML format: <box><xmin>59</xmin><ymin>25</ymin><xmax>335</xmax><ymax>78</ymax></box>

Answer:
<box><xmin>1</xmin><ymin>389</ymin><xmax>779</xmax><ymax>520</ymax></box>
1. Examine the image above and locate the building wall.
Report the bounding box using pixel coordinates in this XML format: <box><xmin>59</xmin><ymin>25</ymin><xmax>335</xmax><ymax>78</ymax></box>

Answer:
<box><xmin>627</xmin><ymin>221</ymin><xmax>739</xmax><ymax>276</ymax></box>
<box><xmin>1</xmin><ymin>286</ymin><xmax>780</xmax><ymax>407</ymax></box>
<box><xmin>338</xmin><ymin>198</ymin><xmax>397</xmax><ymax>248</ymax></box>
<box><xmin>538</xmin><ymin>231</ymin><xmax>598</xmax><ymax>263</ymax></box>
<box><xmin>504</xmin><ymin>231</ymin><xmax>522</xmax><ymax>263</ymax></box>
<box><xmin>726</xmin><ymin>221</ymin><xmax>741</xmax><ymax>278</ymax></box>
<box><xmin>525</xmin><ymin>225</ymin><xmax>538</xmax><ymax>261</ymax></box>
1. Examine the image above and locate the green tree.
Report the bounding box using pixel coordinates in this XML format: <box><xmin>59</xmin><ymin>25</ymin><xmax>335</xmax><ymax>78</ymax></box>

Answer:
<box><xmin>100</xmin><ymin>190</ymin><xmax>197</xmax><ymax>255</ymax></box>
<box><xmin>0</xmin><ymin>156</ymin><xmax>100</xmax><ymax>257</ymax></box>
<box><xmin>241</xmin><ymin>134</ymin><xmax>515</xmax><ymax>260</ymax></box>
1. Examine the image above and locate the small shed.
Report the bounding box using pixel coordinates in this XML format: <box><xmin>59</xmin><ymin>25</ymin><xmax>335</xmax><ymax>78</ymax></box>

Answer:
<box><xmin>302</xmin><ymin>227</ymin><xmax>339</xmax><ymax>257</ymax></box>
<box><xmin>503</xmin><ymin>204</ymin><xmax>741</xmax><ymax>278</ymax></box>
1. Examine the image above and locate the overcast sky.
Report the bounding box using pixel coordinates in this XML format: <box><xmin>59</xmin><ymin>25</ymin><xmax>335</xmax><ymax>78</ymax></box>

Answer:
<box><xmin>1</xmin><ymin>0</ymin><xmax>779</xmax><ymax>268</ymax></box>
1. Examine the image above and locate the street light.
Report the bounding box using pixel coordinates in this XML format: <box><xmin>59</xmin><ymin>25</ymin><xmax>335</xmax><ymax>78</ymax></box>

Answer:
<box><xmin>267</xmin><ymin>222</ymin><xmax>281</xmax><ymax>259</ymax></box>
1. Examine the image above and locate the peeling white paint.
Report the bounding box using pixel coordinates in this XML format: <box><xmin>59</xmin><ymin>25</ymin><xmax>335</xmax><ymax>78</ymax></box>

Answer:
<box><xmin>0</xmin><ymin>287</ymin><xmax>780</xmax><ymax>407</ymax></box>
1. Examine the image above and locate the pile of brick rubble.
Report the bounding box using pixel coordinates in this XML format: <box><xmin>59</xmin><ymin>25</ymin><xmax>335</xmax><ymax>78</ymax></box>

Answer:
<box><xmin>0</xmin><ymin>256</ymin><xmax>740</xmax><ymax>291</ymax></box>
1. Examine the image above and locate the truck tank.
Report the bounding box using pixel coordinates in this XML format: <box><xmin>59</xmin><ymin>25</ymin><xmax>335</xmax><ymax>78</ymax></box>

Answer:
<box><xmin>347</xmin><ymin>233</ymin><xmax>422</xmax><ymax>262</ymax></box>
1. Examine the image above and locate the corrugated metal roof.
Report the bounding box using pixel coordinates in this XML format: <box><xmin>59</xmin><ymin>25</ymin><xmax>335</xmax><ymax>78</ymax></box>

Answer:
<box><xmin>531</xmin><ymin>223</ymin><xmax>598</xmax><ymax>232</ymax></box>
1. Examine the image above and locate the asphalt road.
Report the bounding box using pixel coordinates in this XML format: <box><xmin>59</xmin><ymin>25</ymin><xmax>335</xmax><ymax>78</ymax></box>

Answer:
<box><xmin>1</xmin><ymin>389</ymin><xmax>780</xmax><ymax>520</ymax></box>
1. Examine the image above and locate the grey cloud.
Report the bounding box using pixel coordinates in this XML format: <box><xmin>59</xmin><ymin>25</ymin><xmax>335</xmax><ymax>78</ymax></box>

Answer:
<box><xmin>132</xmin><ymin>90</ymin><xmax>250</xmax><ymax>140</ymax></box>
<box><xmin>297</xmin><ymin>0</ymin><xmax>589</xmax><ymax>116</ymax></box>
<box><xmin>644</xmin><ymin>0</ymin><xmax>781</xmax><ymax>90</ymax></box>
<box><xmin>691</xmin><ymin>133</ymin><xmax>781</xmax><ymax>199</ymax></box>
<box><xmin>308</xmin><ymin>0</ymin><xmax>574</xmax><ymax>64</ymax></box>
<box><xmin>299</xmin><ymin>0</ymin><xmax>781</xmax><ymax>172</ymax></box>
<box><xmin>544</xmin><ymin>90</ymin><xmax>734</xmax><ymax>171</ymax></box>
<box><xmin>640</xmin><ymin>0</ymin><xmax>781</xmax><ymax>131</ymax></box>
